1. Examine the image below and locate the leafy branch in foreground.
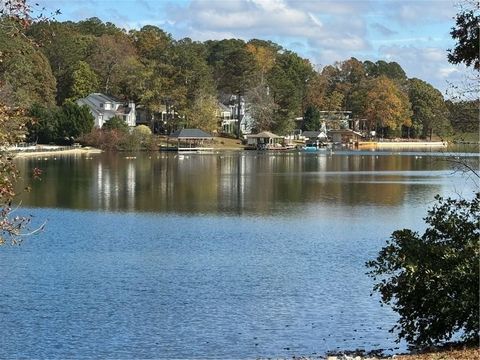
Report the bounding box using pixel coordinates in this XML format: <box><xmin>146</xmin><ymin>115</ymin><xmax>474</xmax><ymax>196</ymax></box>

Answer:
<box><xmin>367</xmin><ymin>193</ymin><xmax>480</xmax><ymax>348</ymax></box>
<box><xmin>0</xmin><ymin>0</ymin><xmax>57</xmax><ymax>246</ymax></box>
<box><xmin>0</xmin><ymin>104</ymin><xmax>44</xmax><ymax>245</ymax></box>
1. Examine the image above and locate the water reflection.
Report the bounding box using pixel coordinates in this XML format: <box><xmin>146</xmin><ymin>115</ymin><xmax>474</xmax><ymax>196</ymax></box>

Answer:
<box><xmin>15</xmin><ymin>151</ymin><xmax>475</xmax><ymax>214</ymax></box>
<box><xmin>5</xmin><ymin>149</ymin><xmax>479</xmax><ymax>359</ymax></box>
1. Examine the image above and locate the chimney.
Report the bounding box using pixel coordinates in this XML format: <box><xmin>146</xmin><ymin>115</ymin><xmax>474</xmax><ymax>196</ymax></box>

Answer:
<box><xmin>128</xmin><ymin>100</ymin><xmax>135</xmax><ymax>112</ymax></box>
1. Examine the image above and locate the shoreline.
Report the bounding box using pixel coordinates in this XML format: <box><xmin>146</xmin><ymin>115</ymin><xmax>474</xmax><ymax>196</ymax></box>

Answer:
<box><xmin>358</xmin><ymin>141</ymin><xmax>447</xmax><ymax>149</ymax></box>
<box><xmin>278</xmin><ymin>346</ymin><xmax>480</xmax><ymax>360</ymax></box>
<box><xmin>287</xmin><ymin>346</ymin><xmax>479</xmax><ymax>360</ymax></box>
<box><xmin>6</xmin><ymin>140</ymin><xmax>462</xmax><ymax>157</ymax></box>
<box><xmin>10</xmin><ymin>147</ymin><xmax>102</xmax><ymax>158</ymax></box>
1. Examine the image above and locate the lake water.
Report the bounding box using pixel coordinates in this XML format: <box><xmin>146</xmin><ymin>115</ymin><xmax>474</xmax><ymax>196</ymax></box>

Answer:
<box><xmin>1</xmin><ymin>149</ymin><xmax>478</xmax><ymax>359</ymax></box>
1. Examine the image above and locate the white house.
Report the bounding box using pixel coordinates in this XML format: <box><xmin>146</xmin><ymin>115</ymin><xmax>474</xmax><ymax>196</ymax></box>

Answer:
<box><xmin>217</xmin><ymin>94</ymin><xmax>253</xmax><ymax>136</ymax></box>
<box><xmin>77</xmin><ymin>93</ymin><xmax>136</xmax><ymax>128</ymax></box>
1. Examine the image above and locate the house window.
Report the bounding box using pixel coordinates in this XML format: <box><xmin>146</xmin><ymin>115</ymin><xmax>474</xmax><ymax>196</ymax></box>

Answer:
<box><xmin>100</xmin><ymin>103</ymin><xmax>104</xmax><ymax>108</ymax></box>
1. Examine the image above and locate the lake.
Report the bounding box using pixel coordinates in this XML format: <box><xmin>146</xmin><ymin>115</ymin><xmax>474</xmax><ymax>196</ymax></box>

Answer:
<box><xmin>1</xmin><ymin>149</ymin><xmax>478</xmax><ymax>359</ymax></box>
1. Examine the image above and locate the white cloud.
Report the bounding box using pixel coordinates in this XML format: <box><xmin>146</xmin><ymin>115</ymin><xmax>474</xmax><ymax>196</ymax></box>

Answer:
<box><xmin>252</xmin><ymin>0</ymin><xmax>288</xmax><ymax>12</ymax></box>
<box><xmin>390</xmin><ymin>0</ymin><xmax>455</xmax><ymax>24</ymax></box>
<box><xmin>286</xmin><ymin>0</ymin><xmax>375</xmax><ymax>15</ymax></box>
<box><xmin>378</xmin><ymin>45</ymin><xmax>464</xmax><ymax>94</ymax></box>
<box><xmin>438</xmin><ymin>67</ymin><xmax>460</xmax><ymax>78</ymax></box>
<box><xmin>168</xmin><ymin>0</ymin><xmax>374</xmax><ymax>52</ymax></box>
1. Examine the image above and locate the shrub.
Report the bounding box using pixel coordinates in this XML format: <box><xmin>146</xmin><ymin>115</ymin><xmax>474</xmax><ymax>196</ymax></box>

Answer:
<box><xmin>120</xmin><ymin>132</ymin><xmax>141</xmax><ymax>151</ymax></box>
<box><xmin>133</xmin><ymin>125</ymin><xmax>152</xmax><ymax>137</ymax></box>
<box><xmin>102</xmin><ymin>116</ymin><xmax>129</xmax><ymax>132</ymax></box>
<box><xmin>132</xmin><ymin>125</ymin><xmax>152</xmax><ymax>146</ymax></box>
<box><xmin>367</xmin><ymin>193</ymin><xmax>479</xmax><ymax>348</ymax></box>
<box><xmin>79</xmin><ymin>128</ymin><xmax>124</xmax><ymax>151</ymax></box>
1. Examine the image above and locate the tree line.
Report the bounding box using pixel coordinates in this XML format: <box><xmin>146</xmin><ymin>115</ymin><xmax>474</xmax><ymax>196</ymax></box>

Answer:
<box><xmin>0</xmin><ymin>16</ymin><xmax>477</xmax><ymax>143</ymax></box>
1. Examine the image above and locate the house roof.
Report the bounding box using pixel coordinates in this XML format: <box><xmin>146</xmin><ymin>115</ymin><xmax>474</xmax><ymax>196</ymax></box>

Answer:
<box><xmin>218</xmin><ymin>93</ymin><xmax>245</xmax><ymax>105</ymax></box>
<box><xmin>247</xmin><ymin>131</ymin><xmax>283</xmax><ymax>139</ymax></box>
<box><xmin>77</xmin><ymin>98</ymin><xmax>102</xmax><ymax>114</ymax></box>
<box><xmin>302</xmin><ymin>131</ymin><xmax>327</xmax><ymax>138</ymax></box>
<box><xmin>218</xmin><ymin>102</ymin><xmax>231</xmax><ymax>112</ymax></box>
<box><xmin>77</xmin><ymin>93</ymin><xmax>135</xmax><ymax>117</ymax></box>
<box><xmin>169</xmin><ymin>128</ymin><xmax>213</xmax><ymax>139</ymax></box>
<box><xmin>89</xmin><ymin>93</ymin><xmax>125</xmax><ymax>103</ymax></box>
<box><xmin>328</xmin><ymin>129</ymin><xmax>364</xmax><ymax>137</ymax></box>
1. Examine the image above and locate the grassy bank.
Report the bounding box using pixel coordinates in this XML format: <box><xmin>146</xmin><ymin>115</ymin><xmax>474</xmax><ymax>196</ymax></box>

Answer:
<box><xmin>395</xmin><ymin>347</ymin><xmax>479</xmax><ymax>360</ymax></box>
<box><xmin>320</xmin><ymin>347</ymin><xmax>479</xmax><ymax>360</ymax></box>
<box><xmin>449</xmin><ymin>132</ymin><xmax>479</xmax><ymax>144</ymax></box>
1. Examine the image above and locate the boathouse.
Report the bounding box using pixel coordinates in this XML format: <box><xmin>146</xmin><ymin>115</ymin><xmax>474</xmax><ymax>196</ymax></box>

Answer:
<box><xmin>168</xmin><ymin>128</ymin><xmax>213</xmax><ymax>150</ymax></box>
<box><xmin>246</xmin><ymin>131</ymin><xmax>283</xmax><ymax>150</ymax></box>
<box><xmin>328</xmin><ymin>129</ymin><xmax>364</xmax><ymax>144</ymax></box>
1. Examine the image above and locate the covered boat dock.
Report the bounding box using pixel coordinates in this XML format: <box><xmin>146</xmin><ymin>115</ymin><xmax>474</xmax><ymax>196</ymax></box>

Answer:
<box><xmin>167</xmin><ymin>128</ymin><xmax>214</xmax><ymax>151</ymax></box>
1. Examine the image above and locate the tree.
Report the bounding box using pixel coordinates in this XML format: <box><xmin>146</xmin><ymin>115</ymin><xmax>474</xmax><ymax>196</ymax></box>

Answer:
<box><xmin>447</xmin><ymin>1</ymin><xmax>479</xmax><ymax>101</ymax></box>
<box><xmin>338</xmin><ymin>57</ymin><xmax>366</xmax><ymax>84</ymax></box>
<box><xmin>75</xmin><ymin>17</ymin><xmax>123</xmax><ymax>37</ymax></box>
<box><xmin>408</xmin><ymin>78</ymin><xmax>451</xmax><ymax>138</ymax></box>
<box><xmin>347</xmin><ymin>80</ymin><xmax>370</xmax><ymax>117</ymax></box>
<box><xmin>302</xmin><ymin>105</ymin><xmax>321</xmax><ymax>131</ymax></box>
<box><xmin>267</xmin><ymin>51</ymin><xmax>314</xmax><ymax>135</ymax></box>
<box><xmin>305</xmin><ymin>72</ymin><xmax>328</xmax><ymax>110</ymax></box>
<box><xmin>246</xmin><ymin>40</ymin><xmax>277</xmax><ymax>84</ymax></box>
<box><xmin>0</xmin><ymin>1</ymin><xmax>55</xmax><ymax>245</ymax></box>
<box><xmin>185</xmin><ymin>94</ymin><xmax>218</xmax><ymax>133</ymax></box>
<box><xmin>67</xmin><ymin>61</ymin><xmax>99</xmax><ymax>101</ymax></box>
<box><xmin>205</xmin><ymin>39</ymin><xmax>257</xmax><ymax>94</ymax></box>
<box><xmin>57</xmin><ymin>101</ymin><xmax>94</xmax><ymax>142</ymax></box>
<box><xmin>363</xmin><ymin>60</ymin><xmax>407</xmax><ymax>80</ymax></box>
<box><xmin>446</xmin><ymin>99</ymin><xmax>479</xmax><ymax>134</ymax></box>
<box><xmin>324</xmin><ymin>91</ymin><xmax>344</xmax><ymax>111</ymax></box>
<box><xmin>131</xmin><ymin>25</ymin><xmax>171</xmax><ymax>61</ymax></box>
<box><xmin>0</xmin><ymin>103</ymin><xmax>39</xmax><ymax>245</ymax></box>
<box><xmin>87</xmin><ymin>33</ymin><xmax>136</xmax><ymax>93</ymax></box>
<box><xmin>375</xmin><ymin>60</ymin><xmax>407</xmax><ymax>81</ymax></box>
<box><xmin>27</xmin><ymin>103</ymin><xmax>59</xmax><ymax>144</ymax></box>
<box><xmin>367</xmin><ymin>193</ymin><xmax>479</xmax><ymax>347</ymax></box>
<box><xmin>169</xmin><ymin>38</ymin><xmax>216</xmax><ymax>114</ymax></box>
<box><xmin>448</xmin><ymin>1</ymin><xmax>480</xmax><ymax>70</ymax></box>
<box><xmin>27</xmin><ymin>21</ymin><xmax>94</xmax><ymax>103</ymax></box>
<box><xmin>102</xmin><ymin>116</ymin><xmax>129</xmax><ymax>132</ymax></box>
<box><xmin>364</xmin><ymin>76</ymin><xmax>412</xmax><ymax>136</ymax></box>
<box><xmin>247</xmin><ymin>84</ymin><xmax>278</xmax><ymax>132</ymax></box>
<box><xmin>27</xmin><ymin>101</ymin><xmax>94</xmax><ymax>144</ymax></box>
<box><xmin>0</xmin><ymin>19</ymin><xmax>57</xmax><ymax>107</ymax></box>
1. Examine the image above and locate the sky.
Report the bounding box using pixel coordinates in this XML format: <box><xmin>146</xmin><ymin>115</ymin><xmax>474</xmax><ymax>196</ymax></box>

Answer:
<box><xmin>36</xmin><ymin>0</ymin><xmax>468</xmax><ymax>95</ymax></box>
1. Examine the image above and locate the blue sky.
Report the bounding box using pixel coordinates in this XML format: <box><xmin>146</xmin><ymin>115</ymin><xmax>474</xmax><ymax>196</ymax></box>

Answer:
<box><xmin>37</xmin><ymin>0</ymin><xmax>467</xmax><ymax>95</ymax></box>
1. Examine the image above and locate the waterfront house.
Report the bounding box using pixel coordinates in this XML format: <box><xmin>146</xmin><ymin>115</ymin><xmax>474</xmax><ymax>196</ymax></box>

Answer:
<box><xmin>218</xmin><ymin>94</ymin><xmax>253</xmax><ymax>136</ymax></box>
<box><xmin>136</xmin><ymin>104</ymin><xmax>180</xmax><ymax>134</ymax></box>
<box><xmin>77</xmin><ymin>93</ymin><xmax>136</xmax><ymax>128</ymax></box>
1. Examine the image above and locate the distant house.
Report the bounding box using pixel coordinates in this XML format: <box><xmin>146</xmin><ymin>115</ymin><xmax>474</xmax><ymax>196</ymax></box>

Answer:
<box><xmin>302</xmin><ymin>130</ymin><xmax>328</xmax><ymax>146</ymax></box>
<box><xmin>77</xmin><ymin>93</ymin><xmax>136</xmax><ymax>128</ymax></box>
<box><xmin>217</xmin><ymin>93</ymin><xmax>253</xmax><ymax>136</ymax></box>
<box><xmin>318</xmin><ymin>110</ymin><xmax>352</xmax><ymax>130</ymax></box>
<box><xmin>245</xmin><ymin>131</ymin><xmax>283</xmax><ymax>150</ymax></box>
<box><xmin>136</xmin><ymin>104</ymin><xmax>179</xmax><ymax>134</ymax></box>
